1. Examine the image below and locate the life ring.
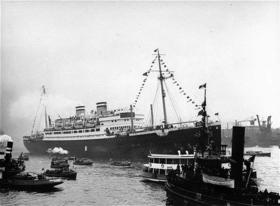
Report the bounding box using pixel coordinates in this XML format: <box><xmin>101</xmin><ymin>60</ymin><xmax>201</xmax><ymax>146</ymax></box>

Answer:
<box><xmin>161</xmin><ymin>163</ymin><xmax>164</xmax><ymax>168</ymax></box>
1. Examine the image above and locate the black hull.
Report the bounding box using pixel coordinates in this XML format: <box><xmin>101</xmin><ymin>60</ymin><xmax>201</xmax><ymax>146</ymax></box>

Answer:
<box><xmin>24</xmin><ymin>125</ymin><xmax>221</xmax><ymax>161</ymax></box>
<box><xmin>165</xmin><ymin>182</ymin><xmax>277</xmax><ymax>206</ymax></box>
<box><xmin>5</xmin><ymin>179</ymin><xmax>63</xmax><ymax>191</ymax></box>
<box><xmin>166</xmin><ymin>175</ymin><xmax>280</xmax><ymax>206</ymax></box>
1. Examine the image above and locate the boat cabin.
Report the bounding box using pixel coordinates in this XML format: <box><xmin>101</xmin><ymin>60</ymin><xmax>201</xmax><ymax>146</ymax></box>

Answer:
<box><xmin>142</xmin><ymin>153</ymin><xmax>194</xmax><ymax>183</ymax></box>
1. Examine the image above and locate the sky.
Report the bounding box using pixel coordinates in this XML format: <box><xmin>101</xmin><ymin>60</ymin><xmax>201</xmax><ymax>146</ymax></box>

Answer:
<box><xmin>1</xmin><ymin>1</ymin><xmax>280</xmax><ymax>148</ymax></box>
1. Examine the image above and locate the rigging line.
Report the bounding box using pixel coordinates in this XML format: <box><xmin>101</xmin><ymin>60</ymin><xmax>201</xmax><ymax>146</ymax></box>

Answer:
<box><xmin>37</xmin><ymin>105</ymin><xmax>44</xmax><ymax>132</ymax></box>
<box><xmin>164</xmin><ymin>80</ymin><xmax>181</xmax><ymax>122</ymax></box>
<box><xmin>143</xmin><ymin>81</ymin><xmax>160</xmax><ymax>126</ymax></box>
<box><xmin>134</xmin><ymin>55</ymin><xmax>160</xmax><ymax>108</ymax></box>
<box><xmin>31</xmin><ymin>92</ymin><xmax>43</xmax><ymax>135</ymax></box>
<box><xmin>172</xmin><ymin>76</ymin><xmax>198</xmax><ymax>108</ymax></box>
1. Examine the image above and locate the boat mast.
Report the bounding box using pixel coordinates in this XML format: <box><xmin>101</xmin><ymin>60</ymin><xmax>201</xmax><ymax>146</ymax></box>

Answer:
<box><xmin>157</xmin><ymin>49</ymin><xmax>168</xmax><ymax>127</ymax></box>
<box><xmin>31</xmin><ymin>86</ymin><xmax>47</xmax><ymax>135</ymax></box>
<box><xmin>130</xmin><ymin>105</ymin><xmax>134</xmax><ymax>132</ymax></box>
<box><xmin>150</xmin><ymin>104</ymin><xmax>154</xmax><ymax>128</ymax></box>
<box><xmin>43</xmin><ymin>86</ymin><xmax>48</xmax><ymax>129</ymax></box>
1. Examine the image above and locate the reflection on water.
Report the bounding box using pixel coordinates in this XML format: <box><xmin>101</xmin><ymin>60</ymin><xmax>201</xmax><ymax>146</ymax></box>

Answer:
<box><xmin>1</xmin><ymin>146</ymin><xmax>280</xmax><ymax>206</ymax></box>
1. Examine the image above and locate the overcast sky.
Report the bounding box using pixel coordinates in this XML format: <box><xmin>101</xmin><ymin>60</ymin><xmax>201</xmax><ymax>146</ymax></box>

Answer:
<box><xmin>1</xmin><ymin>1</ymin><xmax>280</xmax><ymax>145</ymax></box>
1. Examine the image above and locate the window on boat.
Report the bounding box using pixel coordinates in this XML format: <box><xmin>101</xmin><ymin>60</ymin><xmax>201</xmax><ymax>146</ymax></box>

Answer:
<box><xmin>154</xmin><ymin>158</ymin><xmax>159</xmax><ymax>163</ymax></box>
<box><xmin>167</xmin><ymin>159</ymin><xmax>173</xmax><ymax>164</ymax></box>
<box><xmin>79</xmin><ymin>130</ymin><xmax>83</xmax><ymax>133</ymax></box>
<box><xmin>85</xmin><ymin>130</ymin><xmax>90</xmax><ymax>132</ymax></box>
<box><xmin>96</xmin><ymin>128</ymin><xmax>100</xmax><ymax>131</ymax></box>
<box><xmin>91</xmin><ymin>129</ymin><xmax>95</xmax><ymax>132</ymax></box>
<box><xmin>159</xmin><ymin>169</ymin><xmax>165</xmax><ymax>174</ymax></box>
<box><xmin>160</xmin><ymin>159</ymin><xmax>165</xmax><ymax>164</ymax></box>
<box><xmin>54</xmin><ymin>132</ymin><xmax>61</xmax><ymax>134</ymax></box>
<box><xmin>174</xmin><ymin>159</ymin><xmax>180</xmax><ymax>164</ymax></box>
<box><xmin>63</xmin><ymin>131</ymin><xmax>71</xmax><ymax>134</ymax></box>
<box><xmin>74</xmin><ymin>131</ymin><xmax>77</xmax><ymax>133</ymax></box>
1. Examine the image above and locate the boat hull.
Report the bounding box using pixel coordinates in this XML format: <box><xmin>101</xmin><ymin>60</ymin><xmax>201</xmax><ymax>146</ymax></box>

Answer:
<box><xmin>7</xmin><ymin>179</ymin><xmax>63</xmax><ymax>190</ymax></box>
<box><xmin>24</xmin><ymin>125</ymin><xmax>221</xmax><ymax>161</ymax></box>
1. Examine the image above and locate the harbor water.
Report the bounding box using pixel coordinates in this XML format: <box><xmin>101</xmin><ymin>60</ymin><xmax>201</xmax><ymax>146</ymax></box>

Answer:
<box><xmin>1</xmin><ymin>146</ymin><xmax>280</xmax><ymax>206</ymax></box>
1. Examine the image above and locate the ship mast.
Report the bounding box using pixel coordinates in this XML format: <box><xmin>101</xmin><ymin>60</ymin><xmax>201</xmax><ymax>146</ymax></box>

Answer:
<box><xmin>31</xmin><ymin>85</ymin><xmax>48</xmax><ymax>136</ymax></box>
<box><xmin>157</xmin><ymin>49</ymin><xmax>168</xmax><ymax>128</ymax></box>
<box><xmin>43</xmin><ymin>86</ymin><xmax>48</xmax><ymax>129</ymax></box>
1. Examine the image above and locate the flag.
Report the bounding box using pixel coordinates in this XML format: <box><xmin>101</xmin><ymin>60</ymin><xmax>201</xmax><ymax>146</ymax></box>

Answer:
<box><xmin>248</xmin><ymin>155</ymin><xmax>255</xmax><ymax>162</ymax></box>
<box><xmin>48</xmin><ymin>116</ymin><xmax>52</xmax><ymax>126</ymax></box>
<box><xmin>214</xmin><ymin>112</ymin><xmax>219</xmax><ymax>116</ymax></box>
<box><xmin>42</xmin><ymin>85</ymin><xmax>46</xmax><ymax>94</ymax></box>
<box><xmin>197</xmin><ymin>110</ymin><xmax>204</xmax><ymax>116</ymax></box>
<box><xmin>199</xmin><ymin>83</ymin><xmax>206</xmax><ymax>89</ymax></box>
<box><xmin>201</xmin><ymin>100</ymin><xmax>206</xmax><ymax>107</ymax></box>
<box><xmin>154</xmin><ymin>49</ymin><xmax>158</xmax><ymax>52</ymax></box>
<box><xmin>142</xmin><ymin>72</ymin><xmax>148</xmax><ymax>76</ymax></box>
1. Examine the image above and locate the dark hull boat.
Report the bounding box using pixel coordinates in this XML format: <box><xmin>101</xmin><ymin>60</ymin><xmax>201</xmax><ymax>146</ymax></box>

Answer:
<box><xmin>24</xmin><ymin>125</ymin><xmax>221</xmax><ymax>160</ymax></box>
<box><xmin>7</xmin><ymin>175</ymin><xmax>63</xmax><ymax>191</ymax></box>
<box><xmin>0</xmin><ymin>135</ymin><xmax>63</xmax><ymax>191</ymax></box>
<box><xmin>110</xmin><ymin>161</ymin><xmax>131</xmax><ymax>167</ymax></box>
<box><xmin>73</xmin><ymin>158</ymin><xmax>93</xmax><ymax>166</ymax></box>
<box><xmin>165</xmin><ymin>126</ymin><xmax>280</xmax><ymax>206</ymax></box>
<box><xmin>43</xmin><ymin>169</ymin><xmax>77</xmax><ymax>180</ymax></box>
<box><xmin>23</xmin><ymin>50</ymin><xmax>221</xmax><ymax>161</ymax></box>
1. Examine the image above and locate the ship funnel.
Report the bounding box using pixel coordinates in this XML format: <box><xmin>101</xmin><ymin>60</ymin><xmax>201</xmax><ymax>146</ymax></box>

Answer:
<box><xmin>0</xmin><ymin>135</ymin><xmax>13</xmax><ymax>162</ymax></box>
<box><xmin>230</xmin><ymin>126</ymin><xmax>245</xmax><ymax>189</ymax></box>
<box><xmin>96</xmin><ymin>102</ymin><xmax>107</xmax><ymax>116</ymax></box>
<box><xmin>76</xmin><ymin>106</ymin><xmax>85</xmax><ymax>117</ymax></box>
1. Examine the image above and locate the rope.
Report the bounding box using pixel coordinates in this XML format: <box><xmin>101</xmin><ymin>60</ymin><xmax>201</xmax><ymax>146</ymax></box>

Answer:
<box><xmin>164</xmin><ymin>80</ymin><xmax>181</xmax><ymax>122</ymax></box>
<box><xmin>31</xmin><ymin>92</ymin><xmax>43</xmax><ymax>135</ymax></box>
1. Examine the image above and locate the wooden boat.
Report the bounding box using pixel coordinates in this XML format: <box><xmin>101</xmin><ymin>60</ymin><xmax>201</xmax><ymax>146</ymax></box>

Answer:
<box><xmin>73</xmin><ymin>158</ymin><xmax>93</xmax><ymax>166</ymax></box>
<box><xmin>50</xmin><ymin>158</ymin><xmax>69</xmax><ymax>169</ymax></box>
<box><xmin>142</xmin><ymin>153</ymin><xmax>194</xmax><ymax>183</ymax></box>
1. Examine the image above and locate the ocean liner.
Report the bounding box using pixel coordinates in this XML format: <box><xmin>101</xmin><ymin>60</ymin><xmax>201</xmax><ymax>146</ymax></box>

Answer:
<box><xmin>23</xmin><ymin>49</ymin><xmax>221</xmax><ymax>160</ymax></box>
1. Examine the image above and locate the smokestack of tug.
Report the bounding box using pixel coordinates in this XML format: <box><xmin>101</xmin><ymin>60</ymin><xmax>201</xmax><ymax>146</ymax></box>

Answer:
<box><xmin>230</xmin><ymin>126</ymin><xmax>245</xmax><ymax>189</ymax></box>
<box><xmin>0</xmin><ymin>135</ymin><xmax>13</xmax><ymax>179</ymax></box>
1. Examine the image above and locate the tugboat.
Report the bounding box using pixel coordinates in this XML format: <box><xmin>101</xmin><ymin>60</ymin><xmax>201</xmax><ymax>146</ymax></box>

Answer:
<box><xmin>43</xmin><ymin>168</ymin><xmax>77</xmax><ymax>180</ymax></box>
<box><xmin>165</xmin><ymin>92</ymin><xmax>280</xmax><ymax>206</ymax></box>
<box><xmin>0</xmin><ymin>134</ymin><xmax>63</xmax><ymax>190</ymax></box>
<box><xmin>7</xmin><ymin>172</ymin><xmax>63</xmax><ymax>190</ymax></box>
<box><xmin>50</xmin><ymin>157</ymin><xmax>70</xmax><ymax>168</ymax></box>
<box><xmin>43</xmin><ymin>157</ymin><xmax>77</xmax><ymax>180</ymax></box>
<box><xmin>142</xmin><ymin>152</ymin><xmax>194</xmax><ymax>183</ymax></box>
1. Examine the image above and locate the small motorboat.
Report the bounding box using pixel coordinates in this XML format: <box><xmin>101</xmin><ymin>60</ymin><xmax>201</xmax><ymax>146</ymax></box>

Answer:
<box><xmin>73</xmin><ymin>158</ymin><xmax>93</xmax><ymax>166</ymax></box>
<box><xmin>43</xmin><ymin>168</ymin><xmax>77</xmax><ymax>180</ymax></box>
<box><xmin>7</xmin><ymin>172</ymin><xmax>63</xmax><ymax>190</ymax></box>
<box><xmin>110</xmin><ymin>161</ymin><xmax>132</xmax><ymax>167</ymax></box>
<box><xmin>50</xmin><ymin>157</ymin><xmax>69</xmax><ymax>169</ymax></box>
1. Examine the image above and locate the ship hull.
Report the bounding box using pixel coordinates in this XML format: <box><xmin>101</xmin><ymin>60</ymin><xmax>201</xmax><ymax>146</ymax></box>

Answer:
<box><xmin>23</xmin><ymin>125</ymin><xmax>221</xmax><ymax>161</ymax></box>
